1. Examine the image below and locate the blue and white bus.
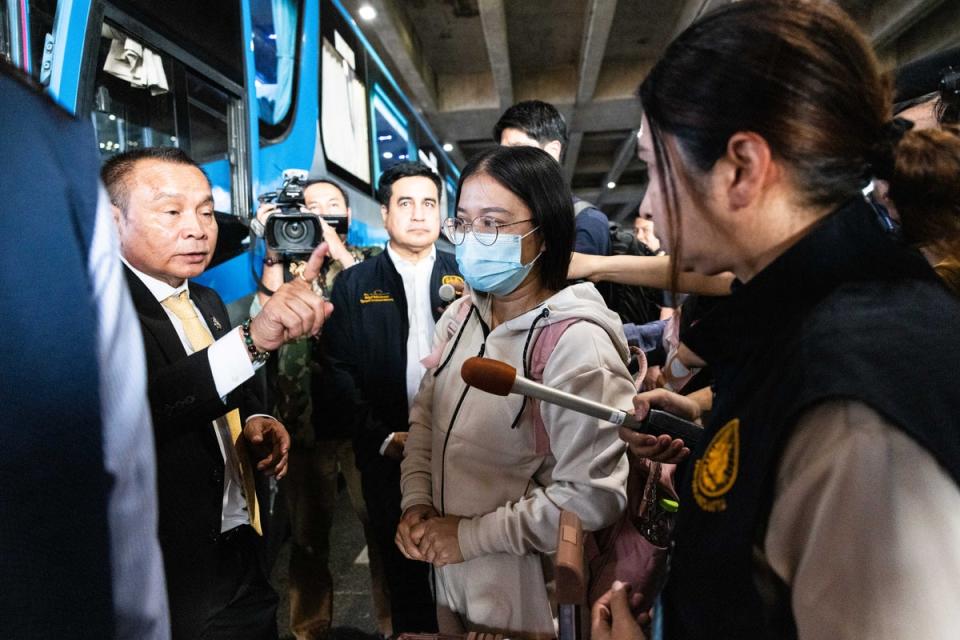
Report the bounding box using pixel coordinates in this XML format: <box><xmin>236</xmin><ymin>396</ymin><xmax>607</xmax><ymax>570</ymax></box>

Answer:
<box><xmin>2</xmin><ymin>0</ymin><xmax>460</xmax><ymax>315</ymax></box>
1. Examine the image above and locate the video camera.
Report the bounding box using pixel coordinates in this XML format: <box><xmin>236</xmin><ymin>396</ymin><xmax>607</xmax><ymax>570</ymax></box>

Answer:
<box><xmin>258</xmin><ymin>170</ymin><xmax>349</xmax><ymax>256</ymax></box>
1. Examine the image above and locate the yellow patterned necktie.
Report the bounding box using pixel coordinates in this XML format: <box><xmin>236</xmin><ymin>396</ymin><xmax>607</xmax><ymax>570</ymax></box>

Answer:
<box><xmin>162</xmin><ymin>290</ymin><xmax>262</xmax><ymax>535</ymax></box>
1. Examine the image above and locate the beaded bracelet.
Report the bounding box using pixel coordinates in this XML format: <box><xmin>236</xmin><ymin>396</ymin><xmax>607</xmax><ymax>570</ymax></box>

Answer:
<box><xmin>241</xmin><ymin>318</ymin><xmax>270</xmax><ymax>365</ymax></box>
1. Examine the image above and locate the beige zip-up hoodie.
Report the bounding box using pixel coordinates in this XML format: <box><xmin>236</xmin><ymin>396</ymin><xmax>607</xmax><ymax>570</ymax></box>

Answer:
<box><xmin>401</xmin><ymin>283</ymin><xmax>633</xmax><ymax>638</ymax></box>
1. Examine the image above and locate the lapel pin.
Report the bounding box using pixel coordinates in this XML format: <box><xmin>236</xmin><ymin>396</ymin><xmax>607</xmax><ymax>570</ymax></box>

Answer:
<box><xmin>211</xmin><ymin>317</ymin><xmax>223</xmax><ymax>332</ymax></box>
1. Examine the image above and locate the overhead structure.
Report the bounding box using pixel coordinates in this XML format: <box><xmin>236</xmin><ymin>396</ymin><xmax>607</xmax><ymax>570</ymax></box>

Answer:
<box><xmin>345</xmin><ymin>0</ymin><xmax>960</xmax><ymax>220</ymax></box>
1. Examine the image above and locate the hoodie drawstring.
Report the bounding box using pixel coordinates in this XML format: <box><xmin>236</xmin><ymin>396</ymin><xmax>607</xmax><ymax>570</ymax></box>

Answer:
<box><xmin>508</xmin><ymin>307</ymin><xmax>550</xmax><ymax>430</ymax></box>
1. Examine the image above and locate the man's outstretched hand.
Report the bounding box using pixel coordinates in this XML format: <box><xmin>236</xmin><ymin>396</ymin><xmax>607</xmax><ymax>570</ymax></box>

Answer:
<box><xmin>249</xmin><ymin>243</ymin><xmax>334</xmax><ymax>352</ymax></box>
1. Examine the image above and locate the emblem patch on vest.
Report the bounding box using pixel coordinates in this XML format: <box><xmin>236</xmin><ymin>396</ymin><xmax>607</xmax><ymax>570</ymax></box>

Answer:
<box><xmin>361</xmin><ymin>290</ymin><xmax>394</xmax><ymax>304</ymax></box>
<box><xmin>693</xmin><ymin>418</ymin><xmax>740</xmax><ymax>512</ymax></box>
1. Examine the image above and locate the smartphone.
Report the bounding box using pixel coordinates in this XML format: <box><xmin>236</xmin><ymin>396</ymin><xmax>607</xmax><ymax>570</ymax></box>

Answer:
<box><xmin>627</xmin><ymin>408</ymin><xmax>703</xmax><ymax>449</ymax></box>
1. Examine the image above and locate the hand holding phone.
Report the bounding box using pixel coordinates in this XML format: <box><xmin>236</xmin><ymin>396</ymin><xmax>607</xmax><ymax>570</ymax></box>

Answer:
<box><xmin>619</xmin><ymin>389</ymin><xmax>704</xmax><ymax>463</ymax></box>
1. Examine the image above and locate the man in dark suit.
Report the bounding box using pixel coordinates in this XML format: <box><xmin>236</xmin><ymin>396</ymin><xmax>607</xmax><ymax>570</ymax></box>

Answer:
<box><xmin>103</xmin><ymin>147</ymin><xmax>330</xmax><ymax>640</ymax></box>
<box><xmin>323</xmin><ymin>162</ymin><xmax>461</xmax><ymax>635</ymax></box>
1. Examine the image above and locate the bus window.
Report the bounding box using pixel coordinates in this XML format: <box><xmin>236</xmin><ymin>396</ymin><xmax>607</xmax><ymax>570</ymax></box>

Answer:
<box><xmin>92</xmin><ymin>23</ymin><xmax>177</xmax><ymax>157</ymax></box>
<box><xmin>252</xmin><ymin>0</ymin><xmax>301</xmax><ymax>137</ymax></box>
<box><xmin>320</xmin><ymin>25</ymin><xmax>370</xmax><ymax>185</ymax></box>
<box><xmin>186</xmin><ymin>72</ymin><xmax>230</xmax><ymax>163</ymax></box>
<box><xmin>88</xmin><ymin>18</ymin><xmax>251</xmax><ymax>219</ymax></box>
<box><xmin>371</xmin><ymin>85</ymin><xmax>411</xmax><ymax>179</ymax></box>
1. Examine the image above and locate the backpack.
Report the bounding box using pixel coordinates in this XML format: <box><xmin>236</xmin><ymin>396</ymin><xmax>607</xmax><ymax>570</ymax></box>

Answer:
<box><xmin>574</xmin><ymin>200</ymin><xmax>665</xmax><ymax>326</ymax></box>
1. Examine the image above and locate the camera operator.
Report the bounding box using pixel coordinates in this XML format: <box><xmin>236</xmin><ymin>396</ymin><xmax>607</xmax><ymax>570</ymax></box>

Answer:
<box><xmin>250</xmin><ymin>178</ymin><xmax>388</xmax><ymax>640</ymax></box>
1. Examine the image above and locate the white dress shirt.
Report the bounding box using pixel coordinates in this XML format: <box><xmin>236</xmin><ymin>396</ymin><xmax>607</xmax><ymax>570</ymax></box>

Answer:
<box><xmin>121</xmin><ymin>258</ymin><xmax>262</xmax><ymax>533</ymax></box>
<box><xmin>92</xmin><ymin>187</ymin><xmax>170</xmax><ymax>638</ymax></box>
<box><xmin>387</xmin><ymin>243</ymin><xmax>437</xmax><ymax>407</ymax></box>
<box><xmin>380</xmin><ymin>244</ymin><xmax>436</xmax><ymax>455</ymax></box>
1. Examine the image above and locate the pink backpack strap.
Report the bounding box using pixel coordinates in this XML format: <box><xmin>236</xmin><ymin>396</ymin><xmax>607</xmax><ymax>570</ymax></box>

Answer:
<box><xmin>528</xmin><ymin>319</ymin><xmax>644</xmax><ymax>456</ymax></box>
<box><xmin>527</xmin><ymin>318</ymin><xmax>583</xmax><ymax>456</ymax></box>
<box><xmin>420</xmin><ymin>298</ymin><xmax>473</xmax><ymax>369</ymax></box>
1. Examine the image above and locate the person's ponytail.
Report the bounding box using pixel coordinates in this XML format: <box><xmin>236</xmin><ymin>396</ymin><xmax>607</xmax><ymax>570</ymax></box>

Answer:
<box><xmin>887</xmin><ymin>126</ymin><xmax>960</xmax><ymax>256</ymax></box>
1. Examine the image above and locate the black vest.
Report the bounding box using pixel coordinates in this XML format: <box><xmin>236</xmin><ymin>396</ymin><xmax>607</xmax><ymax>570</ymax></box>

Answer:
<box><xmin>664</xmin><ymin>198</ymin><xmax>960</xmax><ymax>639</ymax></box>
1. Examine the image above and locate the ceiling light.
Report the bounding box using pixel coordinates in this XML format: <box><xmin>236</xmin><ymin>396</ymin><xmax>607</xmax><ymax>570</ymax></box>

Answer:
<box><xmin>358</xmin><ymin>4</ymin><xmax>377</xmax><ymax>21</ymax></box>
<box><xmin>442</xmin><ymin>142</ymin><xmax>454</xmax><ymax>152</ymax></box>
<box><xmin>383</xmin><ymin>151</ymin><xmax>393</xmax><ymax>159</ymax></box>
<box><xmin>607</xmin><ymin>181</ymin><xmax>617</xmax><ymax>189</ymax></box>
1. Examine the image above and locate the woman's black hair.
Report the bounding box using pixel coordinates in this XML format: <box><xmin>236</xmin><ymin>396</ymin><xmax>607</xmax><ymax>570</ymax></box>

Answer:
<box><xmin>638</xmin><ymin>0</ymin><xmax>892</xmax><ymax>285</ymax></box>
<box><xmin>455</xmin><ymin>145</ymin><xmax>575</xmax><ymax>292</ymax></box>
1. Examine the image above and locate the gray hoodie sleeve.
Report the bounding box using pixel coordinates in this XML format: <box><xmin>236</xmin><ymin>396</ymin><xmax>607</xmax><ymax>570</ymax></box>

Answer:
<box><xmin>458</xmin><ymin>321</ymin><xmax>631</xmax><ymax>558</ymax></box>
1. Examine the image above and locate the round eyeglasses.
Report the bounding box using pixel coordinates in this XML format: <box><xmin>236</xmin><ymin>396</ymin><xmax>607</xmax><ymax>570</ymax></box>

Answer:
<box><xmin>443</xmin><ymin>216</ymin><xmax>535</xmax><ymax>246</ymax></box>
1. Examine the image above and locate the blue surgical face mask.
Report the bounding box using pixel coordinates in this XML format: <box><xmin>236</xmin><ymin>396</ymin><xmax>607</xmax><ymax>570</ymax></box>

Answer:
<box><xmin>455</xmin><ymin>227</ymin><xmax>541</xmax><ymax>296</ymax></box>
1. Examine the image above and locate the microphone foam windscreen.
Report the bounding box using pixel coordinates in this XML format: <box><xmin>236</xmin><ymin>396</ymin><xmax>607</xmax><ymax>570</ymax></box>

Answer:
<box><xmin>461</xmin><ymin>357</ymin><xmax>516</xmax><ymax>396</ymax></box>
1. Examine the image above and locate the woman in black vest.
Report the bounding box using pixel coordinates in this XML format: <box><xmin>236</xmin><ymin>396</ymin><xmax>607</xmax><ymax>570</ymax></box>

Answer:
<box><xmin>591</xmin><ymin>2</ymin><xmax>960</xmax><ymax>640</ymax></box>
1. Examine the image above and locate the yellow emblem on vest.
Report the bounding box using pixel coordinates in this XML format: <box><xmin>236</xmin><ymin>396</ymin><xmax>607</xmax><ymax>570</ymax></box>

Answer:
<box><xmin>692</xmin><ymin>418</ymin><xmax>740</xmax><ymax>512</ymax></box>
<box><xmin>442</xmin><ymin>275</ymin><xmax>465</xmax><ymax>287</ymax></box>
<box><xmin>361</xmin><ymin>290</ymin><xmax>394</xmax><ymax>304</ymax></box>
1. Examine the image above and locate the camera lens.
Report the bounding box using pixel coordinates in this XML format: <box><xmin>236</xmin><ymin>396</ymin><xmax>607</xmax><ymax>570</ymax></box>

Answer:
<box><xmin>282</xmin><ymin>221</ymin><xmax>306</xmax><ymax>241</ymax></box>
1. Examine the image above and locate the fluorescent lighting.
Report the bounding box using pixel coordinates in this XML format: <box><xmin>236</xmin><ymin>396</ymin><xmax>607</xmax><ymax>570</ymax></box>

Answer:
<box><xmin>358</xmin><ymin>4</ymin><xmax>377</xmax><ymax>21</ymax></box>
<box><xmin>607</xmin><ymin>181</ymin><xmax>617</xmax><ymax>189</ymax></box>
<box><xmin>442</xmin><ymin>142</ymin><xmax>454</xmax><ymax>152</ymax></box>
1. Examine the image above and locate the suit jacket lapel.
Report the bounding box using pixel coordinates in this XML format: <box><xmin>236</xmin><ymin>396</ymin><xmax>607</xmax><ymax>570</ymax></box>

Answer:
<box><xmin>190</xmin><ymin>286</ymin><xmax>230</xmax><ymax>340</ymax></box>
<box><xmin>123</xmin><ymin>265</ymin><xmax>189</xmax><ymax>364</ymax></box>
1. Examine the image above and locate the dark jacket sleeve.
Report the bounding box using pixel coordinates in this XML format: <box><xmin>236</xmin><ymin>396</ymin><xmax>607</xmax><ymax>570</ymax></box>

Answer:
<box><xmin>321</xmin><ymin>268</ymin><xmax>393</xmax><ymax>469</ymax></box>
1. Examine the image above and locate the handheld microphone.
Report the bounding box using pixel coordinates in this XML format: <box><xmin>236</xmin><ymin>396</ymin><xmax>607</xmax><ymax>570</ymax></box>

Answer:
<box><xmin>460</xmin><ymin>357</ymin><xmax>702</xmax><ymax>447</ymax></box>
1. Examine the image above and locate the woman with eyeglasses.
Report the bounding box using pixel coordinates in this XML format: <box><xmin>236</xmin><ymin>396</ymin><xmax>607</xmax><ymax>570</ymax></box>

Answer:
<box><xmin>589</xmin><ymin>2</ymin><xmax>960</xmax><ymax>640</ymax></box>
<box><xmin>395</xmin><ymin>145</ymin><xmax>635</xmax><ymax>638</ymax></box>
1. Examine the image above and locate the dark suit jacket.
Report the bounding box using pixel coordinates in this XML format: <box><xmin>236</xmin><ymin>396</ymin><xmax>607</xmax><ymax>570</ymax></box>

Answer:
<box><xmin>124</xmin><ymin>266</ymin><xmax>268</xmax><ymax>638</ymax></box>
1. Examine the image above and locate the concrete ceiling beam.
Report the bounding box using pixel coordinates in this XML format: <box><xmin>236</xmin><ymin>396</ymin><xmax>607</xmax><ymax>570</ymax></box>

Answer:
<box><xmin>563</xmin><ymin>131</ymin><xmax>584</xmax><ymax>184</ymax></box>
<box><xmin>478</xmin><ymin>0</ymin><xmax>513</xmax><ymax>110</ymax></box>
<box><xmin>576</xmin><ymin>0</ymin><xmax>619</xmax><ymax>104</ymax></box>
<box><xmin>574</xmin><ymin>184</ymin><xmax>645</xmax><ymax>205</ymax></box>
<box><xmin>868</xmin><ymin>0</ymin><xmax>948</xmax><ymax>52</ymax></box>
<box><xmin>670</xmin><ymin>0</ymin><xmax>712</xmax><ymax>40</ymax></box>
<box><xmin>561</xmin><ymin>0</ymin><xmax>618</xmax><ymax>186</ymax></box>
<box><xmin>355</xmin><ymin>0</ymin><xmax>438</xmax><ymax>113</ymax></box>
<box><xmin>613</xmin><ymin>199</ymin><xmax>643</xmax><ymax>224</ymax></box>
<box><xmin>434</xmin><ymin>96</ymin><xmax>643</xmax><ymax>141</ymax></box>
<box><xmin>597</xmin><ymin>127</ymin><xmax>640</xmax><ymax>205</ymax></box>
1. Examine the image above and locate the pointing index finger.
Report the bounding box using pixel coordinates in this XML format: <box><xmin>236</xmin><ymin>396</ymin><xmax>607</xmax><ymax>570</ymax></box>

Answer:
<box><xmin>300</xmin><ymin>242</ymin><xmax>330</xmax><ymax>282</ymax></box>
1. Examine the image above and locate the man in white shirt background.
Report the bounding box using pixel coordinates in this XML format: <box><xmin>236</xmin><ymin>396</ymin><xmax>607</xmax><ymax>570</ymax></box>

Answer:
<box><xmin>322</xmin><ymin>161</ymin><xmax>462</xmax><ymax>636</ymax></box>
